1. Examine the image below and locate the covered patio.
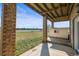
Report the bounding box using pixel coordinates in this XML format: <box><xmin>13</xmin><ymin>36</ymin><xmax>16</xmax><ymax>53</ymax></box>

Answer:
<box><xmin>0</xmin><ymin>3</ymin><xmax>79</xmax><ymax>56</ymax></box>
<box><xmin>20</xmin><ymin>37</ymin><xmax>76</xmax><ymax>56</ymax></box>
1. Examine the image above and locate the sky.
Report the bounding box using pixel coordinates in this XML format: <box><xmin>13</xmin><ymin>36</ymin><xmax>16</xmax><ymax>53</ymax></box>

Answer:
<box><xmin>0</xmin><ymin>3</ymin><xmax>2</xmax><ymax>27</ymax></box>
<box><xmin>0</xmin><ymin>3</ymin><xmax>69</xmax><ymax>28</ymax></box>
<box><xmin>54</xmin><ymin>21</ymin><xmax>69</xmax><ymax>28</ymax></box>
<box><xmin>16</xmin><ymin>3</ymin><xmax>44</xmax><ymax>28</ymax></box>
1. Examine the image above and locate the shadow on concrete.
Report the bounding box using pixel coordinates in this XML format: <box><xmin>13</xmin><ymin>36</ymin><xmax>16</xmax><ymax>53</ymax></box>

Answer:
<box><xmin>49</xmin><ymin>37</ymin><xmax>71</xmax><ymax>46</ymax></box>
<box><xmin>48</xmin><ymin>37</ymin><xmax>76</xmax><ymax>56</ymax></box>
<box><xmin>50</xmin><ymin>43</ymin><xmax>76</xmax><ymax>56</ymax></box>
<box><xmin>40</xmin><ymin>43</ymin><xmax>49</xmax><ymax>56</ymax></box>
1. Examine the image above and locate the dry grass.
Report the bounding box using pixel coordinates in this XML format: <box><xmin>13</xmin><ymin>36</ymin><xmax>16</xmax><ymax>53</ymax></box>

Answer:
<box><xmin>16</xmin><ymin>30</ymin><xmax>42</xmax><ymax>41</ymax></box>
<box><xmin>16</xmin><ymin>30</ymin><xmax>43</xmax><ymax>55</ymax></box>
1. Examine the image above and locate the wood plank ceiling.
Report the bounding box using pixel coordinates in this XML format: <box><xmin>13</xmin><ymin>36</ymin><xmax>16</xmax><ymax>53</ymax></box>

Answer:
<box><xmin>25</xmin><ymin>3</ymin><xmax>75</xmax><ymax>22</ymax></box>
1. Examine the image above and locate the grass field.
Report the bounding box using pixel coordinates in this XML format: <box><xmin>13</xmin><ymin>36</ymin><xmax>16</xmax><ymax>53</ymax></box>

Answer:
<box><xmin>16</xmin><ymin>30</ymin><xmax>43</xmax><ymax>56</ymax></box>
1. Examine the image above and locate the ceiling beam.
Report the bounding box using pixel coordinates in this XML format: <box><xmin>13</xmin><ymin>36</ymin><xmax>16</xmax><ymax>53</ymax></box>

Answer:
<box><xmin>35</xmin><ymin>3</ymin><xmax>55</xmax><ymax>21</ymax></box>
<box><xmin>25</xmin><ymin>3</ymin><xmax>42</xmax><ymax>15</ymax></box>
<box><xmin>68</xmin><ymin>4</ymin><xmax>75</xmax><ymax>19</ymax></box>
<box><xmin>55</xmin><ymin>16</ymin><xmax>68</xmax><ymax>20</ymax></box>
<box><xmin>39</xmin><ymin>4</ymin><xmax>67</xmax><ymax>15</ymax></box>
<box><xmin>53</xmin><ymin>19</ymin><xmax>69</xmax><ymax>22</ymax></box>
<box><xmin>69</xmin><ymin>4</ymin><xmax>75</xmax><ymax>16</ymax></box>
<box><xmin>42</xmin><ymin>3</ymin><xmax>56</xmax><ymax>18</ymax></box>
<box><xmin>47</xmin><ymin>17</ymin><xmax>54</xmax><ymax>22</ymax></box>
<box><xmin>25</xmin><ymin>3</ymin><xmax>54</xmax><ymax>22</ymax></box>
<box><xmin>67</xmin><ymin>4</ymin><xmax>70</xmax><ymax>16</ymax></box>
<box><xmin>68</xmin><ymin>4</ymin><xmax>74</xmax><ymax>16</ymax></box>
<box><xmin>64</xmin><ymin>3</ymin><xmax>67</xmax><ymax>16</ymax></box>
<box><xmin>46</xmin><ymin>14</ymin><xmax>54</xmax><ymax>22</ymax></box>
<box><xmin>51</xmin><ymin>4</ymin><xmax>60</xmax><ymax>17</ymax></box>
<box><xmin>35</xmin><ymin>3</ymin><xmax>56</xmax><ymax>21</ymax></box>
<box><xmin>25</xmin><ymin>3</ymin><xmax>69</xmax><ymax>22</ymax></box>
<box><xmin>48</xmin><ymin>16</ymin><xmax>69</xmax><ymax>22</ymax></box>
<box><xmin>60</xmin><ymin>4</ymin><xmax>63</xmax><ymax>16</ymax></box>
<box><xmin>50</xmin><ymin>16</ymin><xmax>69</xmax><ymax>22</ymax></box>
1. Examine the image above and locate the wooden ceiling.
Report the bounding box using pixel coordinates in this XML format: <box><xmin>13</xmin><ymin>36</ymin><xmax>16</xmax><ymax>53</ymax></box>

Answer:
<box><xmin>25</xmin><ymin>3</ymin><xmax>75</xmax><ymax>22</ymax></box>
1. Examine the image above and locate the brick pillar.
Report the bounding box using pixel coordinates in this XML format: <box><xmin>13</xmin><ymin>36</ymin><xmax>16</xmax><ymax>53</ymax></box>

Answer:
<box><xmin>43</xmin><ymin>16</ymin><xmax>47</xmax><ymax>43</ymax></box>
<box><xmin>1</xmin><ymin>3</ymin><xmax>16</xmax><ymax>56</ymax></box>
<box><xmin>51</xmin><ymin>22</ymin><xmax>54</xmax><ymax>28</ymax></box>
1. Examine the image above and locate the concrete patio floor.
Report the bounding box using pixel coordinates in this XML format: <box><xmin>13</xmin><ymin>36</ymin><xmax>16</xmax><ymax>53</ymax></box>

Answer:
<box><xmin>20</xmin><ymin>37</ymin><xmax>76</xmax><ymax>56</ymax></box>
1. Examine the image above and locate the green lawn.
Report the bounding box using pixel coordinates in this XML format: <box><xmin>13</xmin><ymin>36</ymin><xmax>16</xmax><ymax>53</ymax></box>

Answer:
<box><xmin>16</xmin><ymin>30</ymin><xmax>43</xmax><ymax>56</ymax></box>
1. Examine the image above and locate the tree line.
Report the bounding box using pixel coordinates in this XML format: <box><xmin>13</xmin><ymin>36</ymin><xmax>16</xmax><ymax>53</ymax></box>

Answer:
<box><xmin>16</xmin><ymin>28</ymin><xmax>42</xmax><ymax>30</ymax></box>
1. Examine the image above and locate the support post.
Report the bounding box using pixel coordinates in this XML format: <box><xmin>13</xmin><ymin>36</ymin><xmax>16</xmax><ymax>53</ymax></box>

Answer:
<box><xmin>1</xmin><ymin>3</ymin><xmax>16</xmax><ymax>56</ymax></box>
<box><xmin>51</xmin><ymin>22</ymin><xmax>54</xmax><ymax>28</ymax></box>
<box><xmin>43</xmin><ymin>15</ymin><xmax>47</xmax><ymax>43</ymax></box>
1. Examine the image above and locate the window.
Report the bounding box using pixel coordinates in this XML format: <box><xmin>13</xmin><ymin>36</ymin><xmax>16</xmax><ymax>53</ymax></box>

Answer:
<box><xmin>54</xmin><ymin>21</ymin><xmax>69</xmax><ymax>28</ymax></box>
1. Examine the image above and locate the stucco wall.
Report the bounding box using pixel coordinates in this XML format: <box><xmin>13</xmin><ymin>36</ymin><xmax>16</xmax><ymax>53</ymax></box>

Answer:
<box><xmin>69</xmin><ymin>4</ymin><xmax>77</xmax><ymax>48</ymax></box>
<box><xmin>48</xmin><ymin>28</ymin><xmax>69</xmax><ymax>39</ymax></box>
<box><xmin>70</xmin><ymin>4</ymin><xmax>79</xmax><ymax>49</ymax></box>
<box><xmin>72</xmin><ymin>15</ymin><xmax>79</xmax><ymax>50</ymax></box>
<box><xmin>70</xmin><ymin>19</ymin><xmax>74</xmax><ymax>47</ymax></box>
